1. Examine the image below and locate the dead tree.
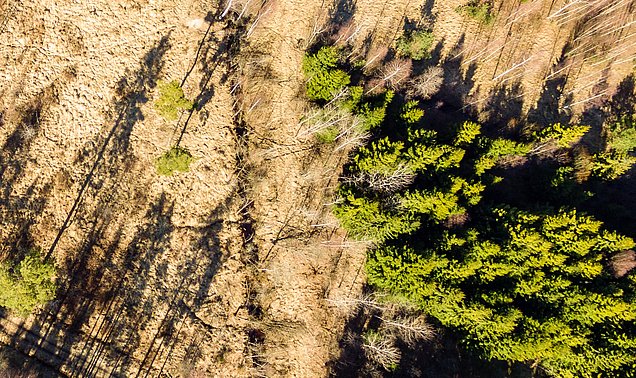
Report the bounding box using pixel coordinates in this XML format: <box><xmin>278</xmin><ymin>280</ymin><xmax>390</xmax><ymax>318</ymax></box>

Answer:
<box><xmin>379</xmin><ymin>59</ymin><xmax>413</xmax><ymax>90</ymax></box>
<box><xmin>407</xmin><ymin>66</ymin><xmax>444</xmax><ymax>99</ymax></box>
<box><xmin>343</xmin><ymin>164</ymin><xmax>415</xmax><ymax>193</ymax></box>
<box><xmin>379</xmin><ymin>315</ymin><xmax>435</xmax><ymax>347</ymax></box>
<box><xmin>361</xmin><ymin>332</ymin><xmax>401</xmax><ymax>371</ymax></box>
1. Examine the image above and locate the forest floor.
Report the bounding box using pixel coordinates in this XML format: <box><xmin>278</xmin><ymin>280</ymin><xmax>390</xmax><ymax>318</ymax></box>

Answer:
<box><xmin>0</xmin><ymin>0</ymin><xmax>634</xmax><ymax>376</ymax></box>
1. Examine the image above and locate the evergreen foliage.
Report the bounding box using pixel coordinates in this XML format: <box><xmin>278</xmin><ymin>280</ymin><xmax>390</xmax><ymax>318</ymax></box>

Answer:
<box><xmin>333</xmin><ymin>189</ymin><xmax>420</xmax><ymax>242</ymax></box>
<box><xmin>454</xmin><ymin>121</ymin><xmax>481</xmax><ymax>146</ymax></box>
<box><xmin>0</xmin><ymin>250</ymin><xmax>57</xmax><ymax>316</ymax></box>
<box><xmin>606</xmin><ymin>114</ymin><xmax>636</xmax><ymax>154</ymax></box>
<box><xmin>156</xmin><ymin>146</ymin><xmax>193</xmax><ymax>176</ymax></box>
<box><xmin>395</xmin><ymin>30</ymin><xmax>435</xmax><ymax>60</ymax></box>
<box><xmin>592</xmin><ymin>150</ymin><xmax>636</xmax><ymax>180</ymax></box>
<box><xmin>592</xmin><ymin>114</ymin><xmax>636</xmax><ymax>180</ymax></box>
<box><xmin>302</xmin><ymin>40</ymin><xmax>636</xmax><ymax>376</ymax></box>
<box><xmin>367</xmin><ymin>208</ymin><xmax>636</xmax><ymax>377</ymax></box>
<box><xmin>302</xmin><ymin>47</ymin><xmax>351</xmax><ymax>102</ymax></box>
<box><xmin>330</xmin><ymin>80</ymin><xmax>635</xmax><ymax>377</ymax></box>
<box><xmin>346</xmin><ymin>89</ymin><xmax>394</xmax><ymax>130</ymax></box>
<box><xmin>534</xmin><ymin>122</ymin><xmax>590</xmax><ymax>148</ymax></box>
<box><xmin>154</xmin><ymin>80</ymin><xmax>194</xmax><ymax>121</ymax></box>
<box><xmin>335</xmin><ymin>113</ymin><xmax>525</xmax><ymax>242</ymax></box>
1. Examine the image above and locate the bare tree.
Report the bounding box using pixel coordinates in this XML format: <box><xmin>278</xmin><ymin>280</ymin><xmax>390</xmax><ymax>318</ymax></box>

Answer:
<box><xmin>362</xmin><ymin>331</ymin><xmax>401</xmax><ymax>371</ymax></box>
<box><xmin>19</xmin><ymin>124</ymin><xmax>38</xmax><ymax>142</ymax></box>
<box><xmin>365</xmin><ymin>59</ymin><xmax>412</xmax><ymax>94</ymax></box>
<box><xmin>296</xmin><ymin>105</ymin><xmax>353</xmax><ymax>139</ymax></box>
<box><xmin>332</xmin><ymin>18</ymin><xmax>362</xmax><ymax>47</ymax></box>
<box><xmin>230</xmin><ymin>0</ymin><xmax>263</xmax><ymax>19</ymax></box>
<box><xmin>343</xmin><ymin>164</ymin><xmax>415</xmax><ymax>193</ymax></box>
<box><xmin>379</xmin><ymin>314</ymin><xmax>435</xmax><ymax>347</ymax></box>
<box><xmin>326</xmin><ymin>293</ymin><xmax>388</xmax><ymax>312</ymax></box>
<box><xmin>380</xmin><ymin>59</ymin><xmax>412</xmax><ymax>89</ymax></box>
<box><xmin>408</xmin><ymin>65</ymin><xmax>443</xmax><ymax>99</ymax></box>
<box><xmin>363</xmin><ymin>46</ymin><xmax>389</xmax><ymax>72</ymax></box>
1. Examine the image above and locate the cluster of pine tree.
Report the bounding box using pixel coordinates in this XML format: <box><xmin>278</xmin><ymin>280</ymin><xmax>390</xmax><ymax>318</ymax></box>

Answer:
<box><xmin>302</xmin><ymin>43</ymin><xmax>636</xmax><ymax>376</ymax></box>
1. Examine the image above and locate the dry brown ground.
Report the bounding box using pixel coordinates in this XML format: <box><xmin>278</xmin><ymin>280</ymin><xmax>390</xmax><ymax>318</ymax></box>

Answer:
<box><xmin>233</xmin><ymin>0</ymin><xmax>425</xmax><ymax>376</ymax></box>
<box><xmin>0</xmin><ymin>0</ymin><xmax>255</xmax><ymax>376</ymax></box>
<box><xmin>431</xmin><ymin>0</ymin><xmax>636</xmax><ymax>124</ymax></box>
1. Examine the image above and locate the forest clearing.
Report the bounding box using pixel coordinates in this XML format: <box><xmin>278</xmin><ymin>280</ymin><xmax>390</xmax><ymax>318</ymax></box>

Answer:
<box><xmin>0</xmin><ymin>0</ymin><xmax>634</xmax><ymax>377</ymax></box>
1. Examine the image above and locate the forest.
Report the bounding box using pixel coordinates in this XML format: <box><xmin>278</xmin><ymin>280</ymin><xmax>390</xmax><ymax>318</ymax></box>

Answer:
<box><xmin>0</xmin><ymin>0</ymin><xmax>635</xmax><ymax>377</ymax></box>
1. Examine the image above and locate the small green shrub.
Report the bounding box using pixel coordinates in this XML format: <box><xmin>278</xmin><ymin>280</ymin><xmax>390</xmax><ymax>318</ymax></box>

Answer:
<box><xmin>457</xmin><ymin>1</ymin><xmax>495</xmax><ymax>25</ymax></box>
<box><xmin>316</xmin><ymin>126</ymin><xmax>340</xmax><ymax>144</ymax></box>
<box><xmin>156</xmin><ymin>146</ymin><xmax>194</xmax><ymax>176</ymax></box>
<box><xmin>154</xmin><ymin>80</ymin><xmax>194</xmax><ymax>121</ymax></box>
<box><xmin>395</xmin><ymin>30</ymin><xmax>435</xmax><ymax>60</ymax></box>
<box><xmin>0</xmin><ymin>250</ymin><xmax>57</xmax><ymax>316</ymax></box>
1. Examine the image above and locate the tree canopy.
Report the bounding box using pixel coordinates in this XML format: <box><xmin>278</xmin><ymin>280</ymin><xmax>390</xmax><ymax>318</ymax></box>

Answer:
<box><xmin>302</xmin><ymin>42</ymin><xmax>636</xmax><ymax>377</ymax></box>
<box><xmin>0</xmin><ymin>250</ymin><xmax>57</xmax><ymax>316</ymax></box>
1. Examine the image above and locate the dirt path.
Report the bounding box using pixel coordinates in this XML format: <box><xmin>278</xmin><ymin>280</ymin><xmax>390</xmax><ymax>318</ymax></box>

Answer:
<box><xmin>236</xmin><ymin>0</ymin><xmax>425</xmax><ymax>376</ymax></box>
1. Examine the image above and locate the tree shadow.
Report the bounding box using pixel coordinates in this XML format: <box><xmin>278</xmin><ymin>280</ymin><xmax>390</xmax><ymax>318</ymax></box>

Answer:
<box><xmin>46</xmin><ymin>33</ymin><xmax>172</xmax><ymax>261</ymax></box>
<box><xmin>526</xmin><ymin>74</ymin><xmax>573</xmax><ymax>128</ymax></box>
<box><xmin>481</xmin><ymin>81</ymin><xmax>524</xmax><ymax>137</ymax></box>
<box><xmin>0</xmin><ymin>84</ymin><xmax>59</xmax><ymax>262</ymax></box>
<box><xmin>525</xmin><ymin>47</ymin><xmax>574</xmax><ymax>129</ymax></box>
<box><xmin>3</xmin><ymin>34</ymin><xmax>173</xmax><ymax>376</ymax></box>
<box><xmin>606</xmin><ymin>74</ymin><xmax>636</xmax><ymax>117</ymax></box>
<box><xmin>331</xmin><ymin>0</ymin><xmax>356</xmax><ymax>26</ymax></box>
<box><xmin>175</xmin><ymin>24</ymin><xmax>242</xmax><ymax>147</ymax></box>
<box><xmin>437</xmin><ymin>36</ymin><xmax>477</xmax><ymax>111</ymax></box>
<box><xmin>421</xmin><ymin>0</ymin><xmax>435</xmax><ymax>20</ymax></box>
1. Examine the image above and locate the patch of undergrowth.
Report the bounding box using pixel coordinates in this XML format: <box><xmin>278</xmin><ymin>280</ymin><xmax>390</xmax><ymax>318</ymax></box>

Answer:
<box><xmin>300</xmin><ymin>46</ymin><xmax>395</xmax><ymax>148</ymax></box>
<box><xmin>156</xmin><ymin>146</ymin><xmax>194</xmax><ymax>176</ymax></box>
<box><xmin>457</xmin><ymin>1</ymin><xmax>495</xmax><ymax>25</ymax></box>
<box><xmin>395</xmin><ymin>30</ymin><xmax>435</xmax><ymax>60</ymax></box>
<box><xmin>154</xmin><ymin>80</ymin><xmax>194</xmax><ymax>121</ymax></box>
<box><xmin>315</xmin><ymin>126</ymin><xmax>340</xmax><ymax>144</ymax></box>
<box><xmin>0</xmin><ymin>249</ymin><xmax>57</xmax><ymax>317</ymax></box>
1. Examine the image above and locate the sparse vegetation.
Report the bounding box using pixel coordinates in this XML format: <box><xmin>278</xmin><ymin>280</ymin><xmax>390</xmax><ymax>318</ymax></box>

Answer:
<box><xmin>154</xmin><ymin>80</ymin><xmax>194</xmax><ymax>121</ymax></box>
<box><xmin>0</xmin><ymin>250</ymin><xmax>56</xmax><ymax>317</ymax></box>
<box><xmin>155</xmin><ymin>146</ymin><xmax>194</xmax><ymax>176</ymax></box>
<box><xmin>395</xmin><ymin>30</ymin><xmax>435</xmax><ymax>60</ymax></box>
<box><xmin>457</xmin><ymin>1</ymin><xmax>495</xmax><ymax>25</ymax></box>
